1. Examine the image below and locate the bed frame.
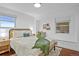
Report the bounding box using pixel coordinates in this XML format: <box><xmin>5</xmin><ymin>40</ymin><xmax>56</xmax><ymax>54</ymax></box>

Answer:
<box><xmin>9</xmin><ymin>28</ymin><xmax>32</xmax><ymax>39</ymax></box>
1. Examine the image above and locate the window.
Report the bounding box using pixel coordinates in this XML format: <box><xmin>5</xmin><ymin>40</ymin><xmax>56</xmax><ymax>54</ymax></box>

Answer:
<box><xmin>0</xmin><ymin>16</ymin><xmax>16</xmax><ymax>38</ymax></box>
<box><xmin>0</xmin><ymin>16</ymin><xmax>16</xmax><ymax>28</ymax></box>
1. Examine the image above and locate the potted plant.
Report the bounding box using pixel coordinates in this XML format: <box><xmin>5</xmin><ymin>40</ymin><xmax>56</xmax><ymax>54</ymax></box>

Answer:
<box><xmin>32</xmin><ymin>31</ymin><xmax>50</xmax><ymax>55</ymax></box>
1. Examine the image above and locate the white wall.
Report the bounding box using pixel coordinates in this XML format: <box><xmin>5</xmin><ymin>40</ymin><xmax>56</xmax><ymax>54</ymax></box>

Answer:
<box><xmin>15</xmin><ymin>13</ymin><xmax>34</xmax><ymax>28</ymax></box>
<box><xmin>37</xmin><ymin>7</ymin><xmax>79</xmax><ymax>51</ymax></box>
<box><xmin>0</xmin><ymin>6</ymin><xmax>36</xmax><ymax>38</ymax></box>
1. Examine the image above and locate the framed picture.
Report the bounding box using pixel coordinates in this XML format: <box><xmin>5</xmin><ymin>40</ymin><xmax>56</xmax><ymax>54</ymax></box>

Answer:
<box><xmin>55</xmin><ymin>17</ymin><xmax>70</xmax><ymax>33</ymax></box>
<box><xmin>43</xmin><ymin>23</ymin><xmax>50</xmax><ymax>30</ymax></box>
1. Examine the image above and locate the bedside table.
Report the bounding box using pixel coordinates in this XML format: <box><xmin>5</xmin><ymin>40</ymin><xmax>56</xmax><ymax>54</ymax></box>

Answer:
<box><xmin>0</xmin><ymin>39</ymin><xmax>10</xmax><ymax>54</ymax></box>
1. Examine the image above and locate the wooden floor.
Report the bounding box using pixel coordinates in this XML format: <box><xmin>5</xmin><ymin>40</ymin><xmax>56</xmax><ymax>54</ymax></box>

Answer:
<box><xmin>0</xmin><ymin>48</ymin><xmax>15</xmax><ymax>56</ymax></box>
<box><xmin>0</xmin><ymin>47</ymin><xmax>79</xmax><ymax>56</ymax></box>
<box><xmin>59</xmin><ymin>48</ymin><xmax>79</xmax><ymax>56</ymax></box>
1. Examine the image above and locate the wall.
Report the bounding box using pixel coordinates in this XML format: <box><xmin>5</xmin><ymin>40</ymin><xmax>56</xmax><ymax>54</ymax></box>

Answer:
<box><xmin>38</xmin><ymin>16</ymin><xmax>79</xmax><ymax>51</ymax></box>
<box><xmin>0</xmin><ymin>6</ymin><xmax>36</xmax><ymax>38</ymax></box>
<box><xmin>37</xmin><ymin>9</ymin><xmax>79</xmax><ymax>51</ymax></box>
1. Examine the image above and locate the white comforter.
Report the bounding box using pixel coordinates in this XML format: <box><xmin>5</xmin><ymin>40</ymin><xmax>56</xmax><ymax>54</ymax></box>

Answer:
<box><xmin>10</xmin><ymin>36</ymin><xmax>42</xmax><ymax>56</ymax></box>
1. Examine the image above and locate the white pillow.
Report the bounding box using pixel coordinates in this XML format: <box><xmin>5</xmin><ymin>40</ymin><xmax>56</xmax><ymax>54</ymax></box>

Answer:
<box><xmin>13</xmin><ymin>30</ymin><xmax>32</xmax><ymax>38</ymax></box>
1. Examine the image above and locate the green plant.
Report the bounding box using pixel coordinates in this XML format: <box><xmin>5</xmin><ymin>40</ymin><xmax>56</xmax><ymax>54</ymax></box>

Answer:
<box><xmin>32</xmin><ymin>32</ymin><xmax>50</xmax><ymax>55</ymax></box>
<box><xmin>36</xmin><ymin>32</ymin><xmax>45</xmax><ymax>39</ymax></box>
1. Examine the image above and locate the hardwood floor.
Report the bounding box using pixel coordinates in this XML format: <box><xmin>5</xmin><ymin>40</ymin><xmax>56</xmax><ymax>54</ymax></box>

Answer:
<box><xmin>59</xmin><ymin>48</ymin><xmax>79</xmax><ymax>56</ymax></box>
<box><xmin>0</xmin><ymin>47</ymin><xmax>79</xmax><ymax>56</ymax></box>
<box><xmin>0</xmin><ymin>48</ymin><xmax>15</xmax><ymax>56</ymax></box>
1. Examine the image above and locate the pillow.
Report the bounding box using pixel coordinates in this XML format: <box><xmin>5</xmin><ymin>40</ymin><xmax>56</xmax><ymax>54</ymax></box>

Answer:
<box><xmin>13</xmin><ymin>30</ymin><xmax>32</xmax><ymax>38</ymax></box>
<box><xmin>23</xmin><ymin>33</ymin><xmax>30</xmax><ymax>37</ymax></box>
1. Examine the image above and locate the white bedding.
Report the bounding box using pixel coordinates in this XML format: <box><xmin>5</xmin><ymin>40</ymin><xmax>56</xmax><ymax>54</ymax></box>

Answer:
<box><xmin>10</xmin><ymin>36</ymin><xmax>42</xmax><ymax>56</ymax></box>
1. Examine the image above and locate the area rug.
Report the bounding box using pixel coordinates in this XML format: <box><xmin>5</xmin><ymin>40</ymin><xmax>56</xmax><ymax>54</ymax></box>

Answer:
<box><xmin>39</xmin><ymin>47</ymin><xmax>62</xmax><ymax>56</ymax></box>
<box><xmin>48</xmin><ymin>47</ymin><xmax>62</xmax><ymax>56</ymax></box>
<box><xmin>11</xmin><ymin>47</ymin><xmax>62</xmax><ymax>56</ymax></box>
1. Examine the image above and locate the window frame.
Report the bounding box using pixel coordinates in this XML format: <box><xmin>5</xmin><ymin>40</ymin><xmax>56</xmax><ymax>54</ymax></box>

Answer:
<box><xmin>0</xmin><ymin>15</ymin><xmax>16</xmax><ymax>28</ymax></box>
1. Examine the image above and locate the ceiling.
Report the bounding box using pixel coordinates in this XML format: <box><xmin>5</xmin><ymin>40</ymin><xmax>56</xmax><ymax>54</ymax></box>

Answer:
<box><xmin>0</xmin><ymin>3</ymin><xmax>79</xmax><ymax>18</ymax></box>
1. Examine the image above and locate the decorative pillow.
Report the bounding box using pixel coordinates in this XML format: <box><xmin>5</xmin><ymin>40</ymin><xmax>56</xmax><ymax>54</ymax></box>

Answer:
<box><xmin>23</xmin><ymin>33</ymin><xmax>30</xmax><ymax>37</ymax></box>
<box><xmin>13</xmin><ymin>30</ymin><xmax>32</xmax><ymax>38</ymax></box>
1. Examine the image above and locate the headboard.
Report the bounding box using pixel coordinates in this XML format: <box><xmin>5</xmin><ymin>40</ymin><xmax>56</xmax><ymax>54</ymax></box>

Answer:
<box><xmin>9</xmin><ymin>28</ymin><xmax>32</xmax><ymax>39</ymax></box>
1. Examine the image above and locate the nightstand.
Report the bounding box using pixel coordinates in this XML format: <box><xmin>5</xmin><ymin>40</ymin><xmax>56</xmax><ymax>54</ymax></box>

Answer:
<box><xmin>0</xmin><ymin>39</ymin><xmax>10</xmax><ymax>54</ymax></box>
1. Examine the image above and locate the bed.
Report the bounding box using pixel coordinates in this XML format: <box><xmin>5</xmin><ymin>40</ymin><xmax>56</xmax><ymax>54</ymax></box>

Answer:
<box><xmin>9</xmin><ymin>28</ymin><xmax>57</xmax><ymax>56</ymax></box>
<box><xmin>10</xmin><ymin>36</ymin><xmax>43</xmax><ymax>56</ymax></box>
